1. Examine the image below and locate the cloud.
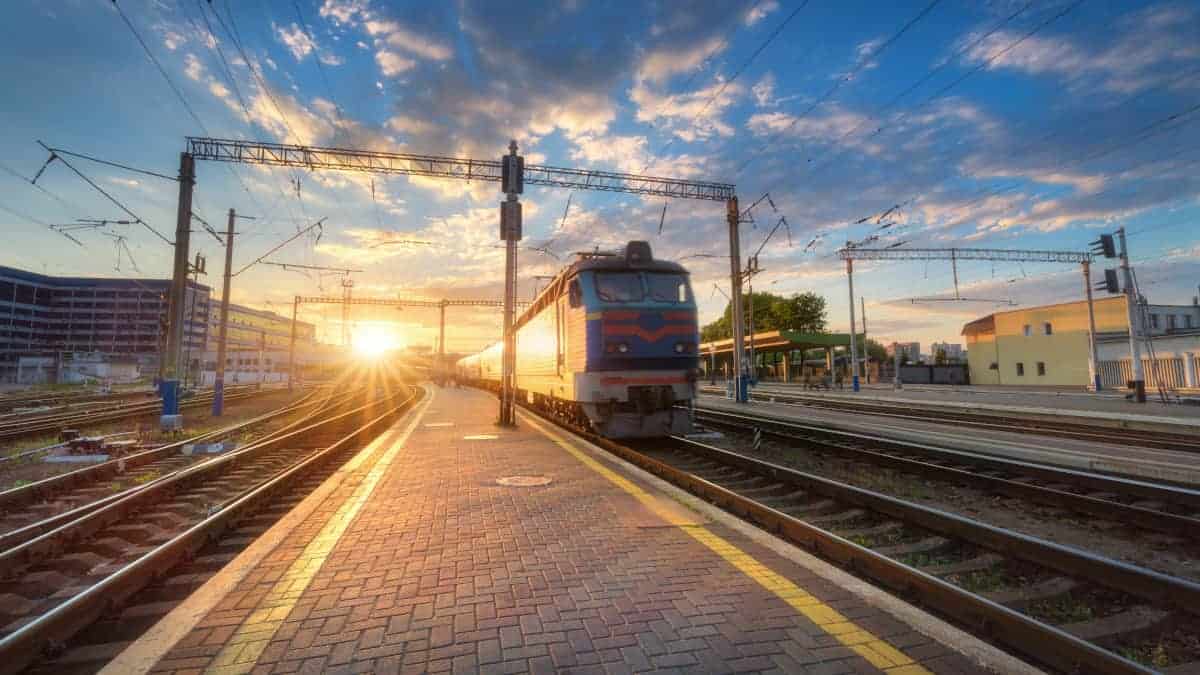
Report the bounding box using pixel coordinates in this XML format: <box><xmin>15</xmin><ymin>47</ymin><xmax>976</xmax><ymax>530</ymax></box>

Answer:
<box><xmin>745</xmin><ymin>0</ymin><xmax>779</xmax><ymax>26</ymax></box>
<box><xmin>752</xmin><ymin>73</ymin><xmax>776</xmax><ymax>108</ymax></box>
<box><xmin>274</xmin><ymin>22</ymin><xmax>315</xmax><ymax>61</ymax></box>
<box><xmin>375</xmin><ymin>49</ymin><xmax>415</xmax><ymax>76</ymax></box>
<box><xmin>183</xmin><ymin>53</ymin><xmax>204</xmax><ymax>81</ymax></box>
<box><xmin>365</xmin><ymin>20</ymin><xmax>454</xmax><ymax>61</ymax></box>
<box><xmin>636</xmin><ymin>35</ymin><xmax>724</xmax><ymax>85</ymax></box>
<box><xmin>962</xmin><ymin>5</ymin><xmax>1200</xmax><ymax>93</ymax></box>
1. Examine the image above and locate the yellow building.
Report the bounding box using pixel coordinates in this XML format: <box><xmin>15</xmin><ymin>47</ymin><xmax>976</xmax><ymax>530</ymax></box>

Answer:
<box><xmin>962</xmin><ymin>297</ymin><xmax>1200</xmax><ymax>388</ymax></box>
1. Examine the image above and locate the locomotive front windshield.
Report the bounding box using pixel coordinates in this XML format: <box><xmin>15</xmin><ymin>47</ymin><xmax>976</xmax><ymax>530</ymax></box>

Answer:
<box><xmin>594</xmin><ymin>271</ymin><xmax>693</xmax><ymax>304</ymax></box>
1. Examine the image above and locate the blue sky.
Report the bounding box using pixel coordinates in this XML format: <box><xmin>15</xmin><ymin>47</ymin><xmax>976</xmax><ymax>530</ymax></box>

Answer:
<box><xmin>1</xmin><ymin>0</ymin><xmax>1197</xmax><ymax>352</ymax></box>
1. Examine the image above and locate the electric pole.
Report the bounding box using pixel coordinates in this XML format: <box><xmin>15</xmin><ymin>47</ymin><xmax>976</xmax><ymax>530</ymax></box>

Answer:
<box><xmin>162</xmin><ymin>152</ymin><xmax>195</xmax><ymax>420</ymax></box>
<box><xmin>1117</xmin><ymin>227</ymin><xmax>1146</xmax><ymax>402</ymax></box>
<box><xmin>213</xmin><ymin>209</ymin><xmax>236</xmax><ymax>416</ymax></box>
<box><xmin>499</xmin><ymin>140</ymin><xmax>523</xmax><ymax>426</ymax></box>
<box><xmin>846</xmin><ymin>256</ymin><xmax>860</xmax><ymax>392</ymax></box>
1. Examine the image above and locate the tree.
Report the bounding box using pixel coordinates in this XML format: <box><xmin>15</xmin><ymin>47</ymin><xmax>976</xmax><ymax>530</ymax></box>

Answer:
<box><xmin>701</xmin><ymin>291</ymin><xmax>828</xmax><ymax>341</ymax></box>
<box><xmin>934</xmin><ymin>348</ymin><xmax>947</xmax><ymax>365</ymax></box>
<box><xmin>864</xmin><ymin>339</ymin><xmax>887</xmax><ymax>363</ymax></box>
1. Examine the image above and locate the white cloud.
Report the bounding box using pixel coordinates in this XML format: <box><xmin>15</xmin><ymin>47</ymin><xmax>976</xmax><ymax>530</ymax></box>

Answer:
<box><xmin>365</xmin><ymin>20</ymin><xmax>454</xmax><ymax>61</ymax></box>
<box><xmin>356</xmin><ymin>40</ymin><xmax>368</xmax><ymax>50</ymax></box>
<box><xmin>375</xmin><ymin>50</ymin><xmax>415</xmax><ymax>76</ymax></box>
<box><xmin>318</xmin><ymin>0</ymin><xmax>366</xmax><ymax>25</ymax></box>
<box><xmin>386</xmin><ymin>115</ymin><xmax>438</xmax><ymax>136</ymax></box>
<box><xmin>183</xmin><ymin>53</ymin><xmax>204</xmax><ymax>81</ymax></box>
<box><xmin>752</xmin><ymin>73</ymin><xmax>776</xmax><ymax>107</ymax></box>
<box><xmin>630</xmin><ymin>78</ymin><xmax>743</xmax><ymax>140</ymax></box>
<box><xmin>274</xmin><ymin>22</ymin><xmax>315</xmax><ymax>61</ymax></box>
<box><xmin>319</xmin><ymin>51</ymin><xmax>344</xmax><ymax>66</ymax></box>
<box><xmin>744</xmin><ymin>0</ymin><xmax>779</xmax><ymax>26</ymax></box>
<box><xmin>162</xmin><ymin>30</ymin><xmax>186</xmax><ymax>51</ymax></box>
<box><xmin>636</xmin><ymin>35</ymin><xmax>724</xmax><ymax>85</ymax></box>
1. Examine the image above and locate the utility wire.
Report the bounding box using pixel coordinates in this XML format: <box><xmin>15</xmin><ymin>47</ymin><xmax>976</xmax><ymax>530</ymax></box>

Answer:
<box><xmin>112</xmin><ymin>0</ymin><xmax>210</xmax><ymax>136</ymax></box>
<box><xmin>797</xmin><ymin>0</ymin><xmax>1036</xmax><ymax>180</ymax></box>
<box><xmin>736</xmin><ymin>0</ymin><xmax>945</xmax><ymax>176</ymax></box>
<box><xmin>642</xmin><ymin>0</ymin><xmax>811</xmax><ymax>172</ymax></box>
<box><xmin>234</xmin><ymin>217</ymin><xmax>326</xmax><ymax>276</ymax></box>
<box><xmin>43</xmin><ymin>146</ymin><xmax>178</xmax><ymax>182</ymax></box>
<box><xmin>36</xmin><ymin>141</ymin><xmax>172</xmax><ymax>245</ymax></box>
<box><xmin>0</xmin><ymin>159</ymin><xmax>84</xmax><ymax>214</ymax></box>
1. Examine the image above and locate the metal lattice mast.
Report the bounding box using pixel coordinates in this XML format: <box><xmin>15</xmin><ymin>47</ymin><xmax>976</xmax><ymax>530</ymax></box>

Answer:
<box><xmin>183</xmin><ymin>136</ymin><xmax>745</xmax><ymax>412</ymax></box>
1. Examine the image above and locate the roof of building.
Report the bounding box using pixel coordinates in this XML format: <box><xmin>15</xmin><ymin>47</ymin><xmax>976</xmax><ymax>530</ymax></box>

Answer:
<box><xmin>700</xmin><ymin>329</ymin><xmax>859</xmax><ymax>355</ymax></box>
<box><xmin>0</xmin><ymin>265</ymin><xmax>210</xmax><ymax>292</ymax></box>
<box><xmin>960</xmin><ymin>314</ymin><xmax>995</xmax><ymax>337</ymax></box>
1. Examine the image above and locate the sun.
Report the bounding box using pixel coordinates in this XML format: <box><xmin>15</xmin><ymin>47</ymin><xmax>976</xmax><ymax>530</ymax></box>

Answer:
<box><xmin>352</xmin><ymin>325</ymin><xmax>402</xmax><ymax>358</ymax></box>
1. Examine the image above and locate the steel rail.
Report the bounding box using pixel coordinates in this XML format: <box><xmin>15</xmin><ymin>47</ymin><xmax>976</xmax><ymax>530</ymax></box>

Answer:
<box><xmin>0</xmin><ymin>385</ymin><xmax>421</xmax><ymax>675</ymax></box>
<box><xmin>0</xmin><ymin>386</ymin><xmax>399</xmax><ymax>575</ymax></box>
<box><xmin>710</xmin><ymin>387</ymin><xmax>1200</xmax><ymax>452</ymax></box>
<box><xmin>692</xmin><ymin>406</ymin><xmax>1200</xmax><ymax>536</ymax></box>
<box><xmin>0</xmin><ymin>388</ymin><xmax>343</xmax><ymax>551</ymax></box>
<box><xmin>0</xmin><ymin>387</ymin><xmax>319</xmax><ymax>513</ymax></box>
<box><xmin>506</xmin><ymin>394</ymin><xmax>1184</xmax><ymax>674</ymax></box>
<box><xmin>0</xmin><ymin>384</ymin><xmax>271</xmax><ymax>442</ymax></box>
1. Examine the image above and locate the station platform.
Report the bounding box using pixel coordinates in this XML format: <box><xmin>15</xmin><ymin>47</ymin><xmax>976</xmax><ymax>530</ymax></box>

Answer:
<box><xmin>735</xmin><ymin>381</ymin><xmax>1200</xmax><ymax>429</ymax></box>
<box><xmin>100</xmin><ymin>385</ymin><xmax>1032</xmax><ymax>675</ymax></box>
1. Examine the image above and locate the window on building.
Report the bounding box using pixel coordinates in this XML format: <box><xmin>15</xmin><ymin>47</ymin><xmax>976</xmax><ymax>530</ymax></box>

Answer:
<box><xmin>1043</xmin><ymin>322</ymin><xmax>1053</xmax><ymax>335</ymax></box>
<box><xmin>1167</xmin><ymin>315</ymin><xmax>1177</xmax><ymax>330</ymax></box>
<box><xmin>1016</xmin><ymin>362</ymin><xmax>1025</xmax><ymax>376</ymax></box>
<box><xmin>1150</xmin><ymin>314</ymin><xmax>1159</xmax><ymax>329</ymax></box>
<box><xmin>1188</xmin><ymin>315</ymin><xmax>1195</xmax><ymax>329</ymax></box>
<box><xmin>1023</xmin><ymin>324</ymin><xmax>1031</xmax><ymax>337</ymax></box>
<box><xmin>1037</xmin><ymin>362</ymin><xmax>1046</xmax><ymax>376</ymax></box>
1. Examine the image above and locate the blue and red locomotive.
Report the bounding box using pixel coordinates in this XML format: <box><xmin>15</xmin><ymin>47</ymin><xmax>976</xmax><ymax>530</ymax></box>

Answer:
<box><xmin>456</xmin><ymin>241</ymin><xmax>699</xmax><ymax>438</ymax></box>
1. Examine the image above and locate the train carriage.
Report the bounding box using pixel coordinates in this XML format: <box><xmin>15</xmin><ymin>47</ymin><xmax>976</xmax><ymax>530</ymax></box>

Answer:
<box><xmin>456</xmin><ymin>241</ymin><xmax>699</xmax><ymax>438</ymax></box>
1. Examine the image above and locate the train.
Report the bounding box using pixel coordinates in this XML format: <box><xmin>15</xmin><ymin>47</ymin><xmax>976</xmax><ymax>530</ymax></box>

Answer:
<box><xmin>455</xmin><ymin>241</ymin><xmax>699</xmax><ymax>438</ymax></box>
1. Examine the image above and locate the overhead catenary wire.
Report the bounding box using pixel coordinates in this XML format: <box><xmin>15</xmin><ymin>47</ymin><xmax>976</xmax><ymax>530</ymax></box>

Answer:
<box><xmin>735</xmin><ymin>0</ymin><xmax>946</xmax><ymax>177</ymax></box>
<box><xmin>35</xmin><ymin>141</ymin><xmax>171</xmax><ymax>245</ymax></box>
<box><xmin>642</xmin><ymin>0</ymin><xmax>812</xmax><ymax>172</ymax></box>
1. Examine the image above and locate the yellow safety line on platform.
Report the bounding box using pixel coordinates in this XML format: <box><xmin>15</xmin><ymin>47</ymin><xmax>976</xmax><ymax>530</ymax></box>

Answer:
<box><xmin>203</xmin><ymin>393</ymin><xmax>431</xmax><ymax>675</ymax></box>
<box><xmin>521</xmin><ymin>413</ymin><xmax>931</xmax><ymax>675</ymax></box>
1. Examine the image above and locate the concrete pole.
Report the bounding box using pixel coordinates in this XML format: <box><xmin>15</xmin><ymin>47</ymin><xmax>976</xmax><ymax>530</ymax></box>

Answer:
<box><xmin>288</xmin><ymin>296</ymin><xmax>299</xmax><ymax>392</ymax></box>
<box><xmin>747</xmin><ymin>260</ymin><xmax>755</xmax><ymax>385</ymax></box>
<box><xmin>1184</xmin><ymin>351</ymin><xmax>1198</xmax><ymax>389</ymax></box>
<box><xmin>1118</xmin><ymin>227</ymin><xmax>1145</xmax><ymax>402</ymax></box>
<box><xmin>1082</xmin><ymin>260</ymin><xmax>1101</xmax><ymax>392</ymax></box>
<box><xmin>213</xmin><ymin>208</ymin><xmax>235</xmax><ymax>416</ymax></box>
<box><xmin>162</xmin><ymin>152</ymin><xmax>195</xmax><ymax>417</ymax></box>
<box><xmin>893</xmin><ymin>342</ymin><xmax>902</xmax><ymax>390</ymax></box>
<box><xmin>439</xmin><ymin>301</ymin><xmax>446</xmax><ymax>381</ymax></box>
<box><xmin>846</xmin><ymin>257</ymin><xmax>860</xmax><ymax>392</ymax></box>
<box><xmin>860</xmin><ymin>296</ymin><xmax>868</xmax><ymax>384</ymax></box>
<box><xmin>726</xmin><ymin>197</ymin><xmax>747</xmax><ymax>402</ymax></box>
<box><xmin>258</xmin><ymin>329</ymin><xmax>266</xmax><ymax>388</ymax></box>
<box><xmin>499</xmin><ymin>140</ymin><xmax>522</xmax><ymax>426</ymax></box>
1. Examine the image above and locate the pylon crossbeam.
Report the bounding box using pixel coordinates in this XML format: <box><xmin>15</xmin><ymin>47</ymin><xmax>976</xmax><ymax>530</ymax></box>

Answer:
<box><xmin>837</xmin><ymin>247</ymin><xmax>1090</xmax><ymax>264</ymax></box>
<box><xmin>186</xmin><ymin>137</ymin><xmax>734</xmax><ymax>201</ymax></box>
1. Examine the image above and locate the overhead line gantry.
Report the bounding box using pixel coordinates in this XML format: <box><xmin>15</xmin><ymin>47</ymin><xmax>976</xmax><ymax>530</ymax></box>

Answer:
<box><xmin>837</xmin><ymin>246</ymin><xmax>1103</xmax><ymax>391</ymax></box>
<box><xmin>170</xmin><ymin>135</ymin><xmax>746</xmax><ymax>425</ymax></box>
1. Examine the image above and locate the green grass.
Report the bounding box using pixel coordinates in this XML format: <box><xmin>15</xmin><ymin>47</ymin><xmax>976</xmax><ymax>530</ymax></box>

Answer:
<box><xmin>946</xmin><ymin>567</ymin><xmax>1008</xmax><ymax>593</ymax></box>
<box><xmin>1029</xmin><ymin>594</ymin><xmax>1094</xmax><ymax>624</ymax></box>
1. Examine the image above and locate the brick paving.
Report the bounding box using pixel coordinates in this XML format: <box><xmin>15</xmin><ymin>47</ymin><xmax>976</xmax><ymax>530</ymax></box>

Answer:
<box><xmin>151</xmin><ymin>387</ymin><xmax>986</xmax><ymax>674</ymax></box>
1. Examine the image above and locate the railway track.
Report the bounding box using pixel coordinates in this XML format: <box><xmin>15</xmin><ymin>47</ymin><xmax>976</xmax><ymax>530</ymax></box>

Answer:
<box><xmin>699</xmin><ymin>385</ymin><xmax>1200</xmax><ymax>452</ymax></box>
<box><xmin>0</xmin><ymin>386</ymin><xmax>342</xmax><ymax>552</ymax></box>
<box><xmin>0</xmin><ymin>385</ymin><xmax>275</xmax><ymax>446</ymax></box>
<box><xmin>691</xmin><ymin>406</ymin><xmax>1200</xmax><ymax>538</ymax></box>
<box><xmin>0</xmin><ymin>381</ymin><xmax>420</xmax><ymax>675</ymax></box>
<box><xmin>524</xmin><ymin>404</ymin><xmax>1200</xmax><ymax>673</ymax></box>
<box><xmin>0</xmin><ymin>390</ymin><xmax>155</xmax><ymax>416</ymax></box>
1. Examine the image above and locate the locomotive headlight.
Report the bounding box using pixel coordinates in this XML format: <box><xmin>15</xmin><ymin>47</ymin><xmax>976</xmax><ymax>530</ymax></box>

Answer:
<box><xmin>674</xmin><ymin>342</ymin><xmax>686</xmax><ymax>353</ymax></box>
<box><xmin>617</xmin><ymin>343</ymin><xmax>629</xmax><ymax>353</ymax></box>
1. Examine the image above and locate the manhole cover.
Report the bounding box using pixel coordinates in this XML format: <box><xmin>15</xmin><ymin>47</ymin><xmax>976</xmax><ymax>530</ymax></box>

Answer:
<box><xmin>496</xmin><ymin>475</ymin><xmax>552</xmax><ymax>487</ymax></box>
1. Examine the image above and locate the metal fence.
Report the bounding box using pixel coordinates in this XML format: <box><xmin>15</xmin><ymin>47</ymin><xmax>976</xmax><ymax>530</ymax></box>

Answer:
<box><xmin>1098</xmin><ymin>357</ymin><xmax>1188</xmax><ymax>389</ymax></box>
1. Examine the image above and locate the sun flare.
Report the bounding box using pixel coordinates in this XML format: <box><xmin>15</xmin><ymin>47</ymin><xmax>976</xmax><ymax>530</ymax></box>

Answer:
<box><xmin>352</xmin><ymin>325</ymin><xmax>402</xmax><ymax>358</ymax></box>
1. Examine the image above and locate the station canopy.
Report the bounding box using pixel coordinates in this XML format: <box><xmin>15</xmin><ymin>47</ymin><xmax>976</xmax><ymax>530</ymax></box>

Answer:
<box><xmin>700</xmin><ymin>329</ymin><xmax>857</xmax><ymax>355</ymax></box>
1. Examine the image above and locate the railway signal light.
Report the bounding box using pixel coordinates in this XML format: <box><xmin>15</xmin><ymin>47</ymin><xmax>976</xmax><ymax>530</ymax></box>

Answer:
<box><xmin>1096</xmin><ymin>268</ymin><xmax>1120</xmax><ymax>294</ymax></box>
<box><xmin>501</xmin><ymin>153</ymin><xmax>524</xmax><ymax>194</ymax></box>
<box><xmin>1090</xmin><ymin>234</ymin><xmax>1116</xmax><ymax>258</ymax></box>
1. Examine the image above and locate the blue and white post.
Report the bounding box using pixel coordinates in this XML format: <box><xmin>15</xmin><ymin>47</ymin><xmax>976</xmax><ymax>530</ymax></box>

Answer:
<box><xmin>846</xmin><ymin>257</ymin><xmax>860</xmax><ymax>392</ymax></box>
